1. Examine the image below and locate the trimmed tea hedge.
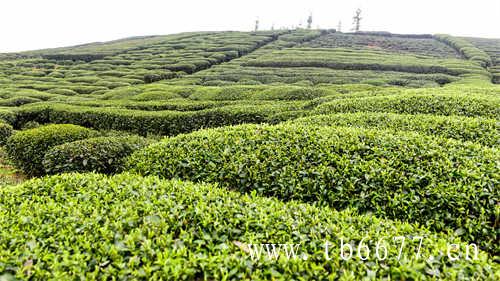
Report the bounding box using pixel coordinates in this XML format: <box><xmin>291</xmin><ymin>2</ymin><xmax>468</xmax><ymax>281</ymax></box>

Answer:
<box><xmin>0</xmin><ymin>96</ymin><xmax>41</xmax><ymax>107</ymax></box>
<box><xmin>302</xmin><ymin>33</ymin><xmax>458</xmax><ymax>58</ymax></box>
<box><xmin>127</xmin><ymin>123</ymin><xmax>500</xmax><ymax>253</ymax></box>
<box><xmin>0</xmin><ymin>173</ymin><xmax>497</xmax><ymax>279</ymax></box>
<box><xmin>5</xmin><ymin>124</ymin><xmax>98</xmax><ymax>176</ymax></box>
<box><xmin>0</xmin><ymin>122</ymin><xmax>13</xmax><ymax>145</ymax></box>
<box><xmin>292</xmin><ymin>112</ymin><xmax>499</xmax><ymax>147</ymax></box>
<box><xmin>0</xmin><ymin>108</ymin><xmax>16</xmax><ymax>124</ymax></box>
<box><xmin>13</xmin><ymin>102</ymin><xmax>304</xmax><ymax>136</ymax></box>
<box><xmin>243</xmin><ymin>48</ymin><xmax>478</xmax><ymax>76</ymax></box>
<box><xmin>43</xmin><ymin>136</ymin><xmax>151</xmax><ymax>175</ymax></box>
<box><xmin>315</xmin><ymin>93</ymin><xmax>500</xmax><ymax>118</ymax></box>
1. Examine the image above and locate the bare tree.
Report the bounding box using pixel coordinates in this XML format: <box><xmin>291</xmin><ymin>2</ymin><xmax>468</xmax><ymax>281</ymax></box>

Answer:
<box><xmin>307</xmin><ymin>13</ymin><xmax>313</xmax><ymax>29</ymax></box>
<box><xmin>352</xmin><ymin>8</ymin><xmax>362</xmax><ymax>32</ymax></box>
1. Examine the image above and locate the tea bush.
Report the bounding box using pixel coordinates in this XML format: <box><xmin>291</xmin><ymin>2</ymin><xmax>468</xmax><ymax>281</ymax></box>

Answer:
<box><xmin>127</xmin><ymin>123</ymin><xmax>500</xmax><ymax>253</ymax></box>
<box><xmin>5</xmin><ymin>124</ymin><xmax>98</xmax><ymax>176</ymax></box>
<box><xmin>0</xmin><ymin>108</ymin><xmax>16</xmax><ymax>124</ymax></box>
<box><xmin>43</xmin><ymin>136</ymin><xmax>151</xmax><ymax>174</ymax></box>
<box><xmin>0</xmin><ymin>122</ymin><xmax>13</xmax><ymax>145</ymax></box>
<box><xmin>13</xmin><ymin>102</ymin><xmax>304</xmax><ymax>136</ymax></box>
<box><xmin>315</xmin><ymin>92</ymin><xmax>499</xmax><ymax>118</ymax></box>
<box><xmin>0</xmin><ymin>96</ymin><xmax>41</xmax><ymax>107</ymax></box>
<box><xmin>0</xmin><ymin>173</ymin><xmax>497</xmax><ymax>279</ymax></box>
<box><xmin>292</xmin><ymin>112</ymin><xmax>499</xmax><ymax>146</ymax></box>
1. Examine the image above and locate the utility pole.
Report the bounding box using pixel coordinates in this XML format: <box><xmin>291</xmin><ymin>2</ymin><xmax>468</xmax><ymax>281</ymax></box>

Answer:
<box><xmin>255</xmin><ymin>19</ymin><xmax>259</xmax><ymax>32</ymax></box>
<box><xmin>337</xmin><ymin>21</ymin><xmax>342</xmax><ymax>32</ymax></box>
<box><xmin>307</xmin><ymin>13</ymin><xmax>313</xmax><ymax>29</ymax></box>
<box><xmin>352</xmin><ymin>8</ymin><xmax>362</xmax><ymax>32</ymax></box>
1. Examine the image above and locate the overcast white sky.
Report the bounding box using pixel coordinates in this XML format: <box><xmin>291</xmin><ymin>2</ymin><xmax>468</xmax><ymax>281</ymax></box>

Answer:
<box><xmin>1</xmin><ymin>0</ymin><xmax>499</xmax><ymax>52</ymax></box>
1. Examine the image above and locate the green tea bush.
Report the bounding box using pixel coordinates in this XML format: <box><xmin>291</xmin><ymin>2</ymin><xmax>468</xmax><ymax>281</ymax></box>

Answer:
<box><xmin>0</xmin><ymin>96</ymin><xmax>41</xmax><ymax>107</ymax></box>
<box><xmin>143</xmin><ymin>71</ymin><xmax>176</xmax><ymax>83</ymax></box>
<box><xmin>94</xmin><ymin>80</ymin><xmax>131</xmax><ymax>89</ymax></box>
<box><xmin>14</xmin><ymin>102</ymin><xmax>304</xmax><ymax>136</ymax></box>
<box><xmin>21</xmin><ymin>121</ymin><xmax>41</xmax><ymax>130</ymax></box>
<box><xmin>127</xmin><ymin>123</ymin><xmax>500</xmax><ymax>253</ymax></box>
<box><xmin>315</xmin><ymin>93</ymin><xmax>499</xmax><ymax>118</ymax></box>
<box><xmin>0</xmin><ymin>173</ymin><xmax>497</xmax><ymax>279</ymax></box>
<box><xmin>5</xmin><ymin>124</ymin><xmax>98</xmax><ymax>176</ymax></box>
<box><xmin>165</xmin><ymin>63</ymin><xmax>197</xmax><ymax>74</ymax></box>
<box><xmin>42</xmin><ymin>53</ymin><xmax>106</xmax><ymax>62</ymax></box>
<box><xmin>292</xmin><ymin>112</ymin><xmax>499</xmax><ymax>146</ymax></box>
<box><xmin>0</xmin><ymin>122</ymin><xmax>13</xmax><ymax>145</ymax></box>
<box><xmin>0</xmin><ymin>108</ymin><xmax>16</xmax><ymax>124</ymax></box>
<box><xmin>47</xmin><ymin>71</ymin><xmax>65</xmax><ymax>78</ymax></box>
<box><xmin>65</xmin><ymin>76</ymin><xmax>101</xmax><ymax>83</ymax></box>
<box><xmin>130</xmin><ymin>91</ymin><xmax>182</xmax><ymax>101</ymax></box>
<box><xmin>67</xmin><ymin>85</ymin><xmax>109</xmax><ymax>95</ymax></box>
<box><xmin>253</xmin><ymin>87</ymin><xmax>334</xmax><ymax>100</ymax></box>
<box><xmin>46</xmin><ymin>88</ymin><xmax>78</xmax><ymax>96</ymax></box>
<box><xmin>43</xmin><ymin>136</ymin><xmax>151</xmax><ymax>174</ymax></box>
<box><xmin>0</xmin><ymin>89</ymin><xmax>59</xmax><ymax>101</ymax></box>
<box><xmin>67</xmin><ymin>99</ymin><xmax>224</xmax><ymax>111</ymax></box>
<box><xmin>184</xmin><ymin>86</ymin><xmax>335</xmax><ymax>101</ymax></box>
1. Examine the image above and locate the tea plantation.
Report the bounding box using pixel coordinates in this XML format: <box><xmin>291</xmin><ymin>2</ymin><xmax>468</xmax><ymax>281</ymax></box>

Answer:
<box><xmin>0</xmin><ymin>30</ymin><xmax>499</xmax><ymax>280</ymax></box>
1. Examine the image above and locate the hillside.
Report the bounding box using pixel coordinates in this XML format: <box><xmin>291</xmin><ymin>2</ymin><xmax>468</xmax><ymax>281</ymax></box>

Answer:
<box><xmin>0</xmin><ymin>30</ymin><xmax>499</xmax><ymax>280</ymax></box>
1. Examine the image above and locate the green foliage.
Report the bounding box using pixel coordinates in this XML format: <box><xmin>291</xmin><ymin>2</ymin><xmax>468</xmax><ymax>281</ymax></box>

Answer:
<box><xmin>292</xmin><ymin>112</ymin><xmax>499</xmax><ymax>147</ymax></box>
<box><xmin>14</xmin><ymin>102</ymin><xmax>304</xmax><ymax>136</ymax></box>
<box><xmin>0</xmin><ymin>108</ymin><xmax>15</xmax><ymax>124</ymax></box>
<box><xmin>5</xmin><ymin>124</ymin><xmax>98</xmax><ymax>176</ymax></box>
<box><xmin>46</xmin><ymin>88</ymin><xmax>78</xmax><ymax>96</ymax></box>
<box><xmin>0</xmin><ymin>96</ymin><xmax>41</xmax><ymax>107</ymax></box>
<box><xmin>21</xmin><ymin>121</ymin><xmax>41</xmax><ymax>130</ymax></box>
<box><xmin>0</xmin><ymin>122</ymin><xmax>13</xmax><ymax>145</ymax></box>
<box><xmin>186</xmin><ymin>34</ymin><xmax>486</xmax><ymax>85</ymax></box>
<box><xmin>243</xmin><ymin>48</ymin><xmax>480</xmax><ymax>76</ymax></box>
<box><xmin>1</xmin><ymin>30</ymin><xmax>500</xmax><ymax>275</ymax></box>
<box><xmin>187</xmin><ymin>85</ymin><xmax>335</xmax><ymax>101</ymax></box>
<box><xmin>143</xmin><ymin>71</ymin><xmax>176</xmax><ymax>83</ymax></box>
<box><xmin>435</xmin><ymin>34</ymin><xmax>492</xmax><ymax>67</ymax></box>
<box><xmin>0</xmin><ymin>31</ymin><xmax>285</xmax><ymax>100</ymax></box>
<box><xmin>0</xmin><ymin>173</ymin><xmax>497</xmax><ymax>279</ymax></box>
<box><xmin>127</xmin><ymin>123</ymin><xmax>500</xmax><ymax>253</ymax></box>
<box><xmin>461</xmin><ymin>37</ymin><xmax>500</xmax><ymax>84</ymax></box>
<box><xmin>43</xmin><ymin>136</ymin><xmax>151</xmax><ymax>174</ymax></box>
<box><xmin>130</xmin><ymin>91</ymin><xmax>182</xmax><ymax>101</ymax></box>
<box><xmin>302</xmin><ymin>33</ymin><xmax>459</xmax><ymax>58</ymax></box>
<box><xmin>315</xmin><ymin>92</ymin><xmax>499</xmax><ymax>118</ymax></box>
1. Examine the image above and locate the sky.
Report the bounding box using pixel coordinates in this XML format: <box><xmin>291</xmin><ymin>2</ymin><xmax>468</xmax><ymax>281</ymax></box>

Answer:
<box><xmin>1</xmin><ymin>0</ymin><xmax>499</xmax><ymax>52</ymax></box>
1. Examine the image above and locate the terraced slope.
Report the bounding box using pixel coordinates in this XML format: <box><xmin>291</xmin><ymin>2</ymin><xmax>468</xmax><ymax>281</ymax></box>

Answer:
<box><xmin>301</xmin><ymin>32</ymin><xmax>460</xmax><ymax>58</ymax></box>
<box><xmin>184</xmin><ymin>31</ymin><xmax>490</xmax><ymax>86</ymax></box>
<box><xmin>0</xmin><ymin>30</ymin><xmax>499</xmax><ymax>279</ymax></box>
<box><xmin>0</xmin><ymin>31</ymin><xmax>284</xmax><ymax>96</ymax></box>
<box><xmin>461</xmin><ymin>37</ymin><xmax>500</xmax><ymax>83</ymax></box>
